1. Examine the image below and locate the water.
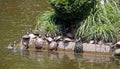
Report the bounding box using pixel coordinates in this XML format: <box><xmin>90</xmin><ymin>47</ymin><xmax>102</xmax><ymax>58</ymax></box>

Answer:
<box><xmin>0</xmin><ymin>0</ymin><xmax>120</xmax><ymax>69</ymax></box>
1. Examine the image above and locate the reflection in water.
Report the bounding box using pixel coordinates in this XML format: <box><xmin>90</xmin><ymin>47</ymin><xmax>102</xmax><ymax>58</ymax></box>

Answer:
<box><xmin>18</xmin><ymin>50</ymin><xmax>120</xmax><ymax>69</ymax></box>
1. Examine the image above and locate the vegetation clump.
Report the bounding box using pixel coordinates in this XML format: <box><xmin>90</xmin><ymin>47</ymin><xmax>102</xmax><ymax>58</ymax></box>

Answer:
<box><xmin>76</xmin><ymin>0</ymin><xmax>120</xmax><ymax>42</ymax></box>
<box><xmin>36</xmin><ymin>11</ymin><xmax>60</xmax><ymax>36</ymax></box>
<box><xmin>36</xmin><ymin>0</ymin><xmax>120</xmax><ymax>43</ymax></box>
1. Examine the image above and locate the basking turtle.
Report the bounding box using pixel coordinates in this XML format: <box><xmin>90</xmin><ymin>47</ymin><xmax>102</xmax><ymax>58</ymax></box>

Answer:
<box><xmin>74</xmin><ymin>39</ymin><xmax>83</xmax><ymax>53</ymax></box>
<box><xmin>32</xmin><ymin>30</ymin><xmax>40</xmax><ymax>36</ymax></box>
<box><xmin>113</xmin><ymin>49</ymin><xmax>120</xmax><ymax>56</ymax></box>
<box><xmin>20</xmin><ymin>35</ymin><xmax>30</xmax><ymax>49</ymax></box>
<box><xmin>34</xmin><ymin>36</ymin><xmax>44</xmax><ymax>50</ymax></box>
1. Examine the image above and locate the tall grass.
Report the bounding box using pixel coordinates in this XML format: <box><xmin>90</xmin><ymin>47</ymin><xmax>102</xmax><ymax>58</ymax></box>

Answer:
<box><xmin>76</xmin><ymin>0</ymin><xmax>120</xmax><ymax>42</ymax></box>
<box><xmin>36</xmin><ymin>11</ymin><xmax>60</xmax><ymax>36</ymax></box>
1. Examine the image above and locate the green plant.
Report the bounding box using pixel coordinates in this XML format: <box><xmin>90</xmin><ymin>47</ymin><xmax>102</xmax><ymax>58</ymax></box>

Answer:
<box><xmin>48</xmin><ymin>0</ymin><xmax>97</xmax><ymax>35</ymax></box>
<box><xmin>76</xmin><ymin>0</ymin><xmax>120</xmax><ymax>42</ymax></box>
<box><xmin>36</xmin><ymin>11</ymin><xmax>60</xmax><ymax>36</ymax></box>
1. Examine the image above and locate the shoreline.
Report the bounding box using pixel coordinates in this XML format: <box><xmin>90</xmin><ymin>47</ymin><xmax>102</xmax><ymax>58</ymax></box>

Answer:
<box><xmin>27</xmin><ymin>48</ymin><xmax>113</xmax><ymax>57</ymax></box>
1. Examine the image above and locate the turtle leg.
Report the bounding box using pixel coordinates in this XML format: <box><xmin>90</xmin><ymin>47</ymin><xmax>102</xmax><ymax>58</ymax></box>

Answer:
<box><xmin>26</xmin><ymin>45</ymin><xmax>29</xmax><ymax>49</ymax></box>
<box><xmin>55</xmin><ymin>48</ymin><xmax>57</xmax><ymax>51</ymax></box>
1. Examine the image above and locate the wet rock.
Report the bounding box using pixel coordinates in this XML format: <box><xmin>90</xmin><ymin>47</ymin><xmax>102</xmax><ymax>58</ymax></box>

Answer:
<box><xmin>58</xmin><ymin>41</ymin><xmax>64</xmax><ymax>49</ymax></box>
<box><xmin>58</xmin><ymin>41</ymin><xmax>75</xmax><ymax>50</ymax></box>
<box><xmin>83</xmin><ymin>43</ymin><xmax>111</xmax><ymax>53</ymax></box>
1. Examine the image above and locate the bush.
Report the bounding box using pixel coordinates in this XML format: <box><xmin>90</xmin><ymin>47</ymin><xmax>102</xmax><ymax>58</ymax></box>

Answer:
<box><xmin>48</xmin><ymin>0</ymin><xmax>97</xmax><ymax>35</ymax></box>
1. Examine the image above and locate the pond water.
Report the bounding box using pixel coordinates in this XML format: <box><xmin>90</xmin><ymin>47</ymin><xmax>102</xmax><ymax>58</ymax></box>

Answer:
<box><xmin>0</xmin><ymin>0</ymin><xmax>120</xmax><ymax>69</ymax></box>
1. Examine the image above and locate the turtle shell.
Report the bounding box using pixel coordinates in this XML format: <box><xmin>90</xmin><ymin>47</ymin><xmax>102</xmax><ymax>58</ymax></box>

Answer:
<box><xmin>22</xmin><ymin>35</ymin><xmax>30</xmax><ymax>39</ymax></box>
<box><xmin>116</xmin><ymin>41</ymin><xmax>120</xmax><ymax>45</ymax></box>
<box><xmin>64</xmin><ymin>38</ymin><xmax>73</xmax><ymax>42</ymax></box>
<box><xmin>32</xmin><ymin>30</ymin><xmax>39</xmax><ymax>35</ymax></box>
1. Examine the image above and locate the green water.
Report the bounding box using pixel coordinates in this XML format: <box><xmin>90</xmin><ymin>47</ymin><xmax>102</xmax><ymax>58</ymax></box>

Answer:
<box><xmin>0</xmin><ymin>0</ymin><xmax>120</xmax><ymax>69</ymax></box>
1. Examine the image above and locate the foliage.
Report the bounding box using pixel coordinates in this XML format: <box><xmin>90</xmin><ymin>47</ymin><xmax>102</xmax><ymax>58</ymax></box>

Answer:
<box><xmin>48</xmin><ymin>0</ymin><xmax>97</xmax><ymax>31</ymax></box>
<box><xmin>36</xmin><ymin>11</ymin><xmax>60</xmax><ymax>36</ymax></box>
<box><xmin>36</xmin><ymin>0</ymin><xmax>120</xmax><ymax>43</ymax></box>
<box><xmin>115</xmin><ymin>0</ymin><xmax>120</xmax><ymax>8</ymax></box>
<box><xmin>76</xmin><ymin>0</ymin><xmax>120</xmax><ymax>42</ymax></box>
<box><xmin>49</xmin><ymin>0</ymin><xmax>97</xmax><ymax>20</ymax></box>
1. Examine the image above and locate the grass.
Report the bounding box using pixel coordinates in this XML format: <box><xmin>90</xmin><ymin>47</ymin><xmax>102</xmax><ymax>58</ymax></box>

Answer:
<box><xmin>36</xmin><ymin>11</ymin><xmax>60</xmax><ymax>36</ymax></box>
<box><xmin>75</xmin><ymin>0</ymin><xmax>120</xmax><ymax>42</ymax></box>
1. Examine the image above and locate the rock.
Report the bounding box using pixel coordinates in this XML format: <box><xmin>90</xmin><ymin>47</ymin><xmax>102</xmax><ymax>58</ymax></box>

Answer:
<box><xmin>58</xmin><ymin>41</ymin><xmax>64</xmax><ymax>49</ymax></box>
<box><xmin>83</xmin><ymin>43</ymin><xmax>111</xmax><ymax>53</ymax></box>
<box><xmin>64</xmin><ymin>42</ymin><xmax>75</xmax><ymax>50</ymax></box>
<box><xmin>57</xmin><ymin>41</ymin><xmax>75</xmax><ymax>50</ymax></box>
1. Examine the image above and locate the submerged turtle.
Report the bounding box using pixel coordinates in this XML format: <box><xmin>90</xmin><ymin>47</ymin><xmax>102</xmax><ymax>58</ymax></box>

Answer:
<box><xmin>6</xmin><ymin>41</ymin><xmax>16</xmax><ymax>50</ymax></box>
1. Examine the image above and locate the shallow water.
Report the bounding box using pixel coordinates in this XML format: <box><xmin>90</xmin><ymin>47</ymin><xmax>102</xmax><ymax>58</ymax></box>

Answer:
<box><xmin>0</xmin><ymin>0</ymin><xmax>120</xmax><ymax>69</ymax></box>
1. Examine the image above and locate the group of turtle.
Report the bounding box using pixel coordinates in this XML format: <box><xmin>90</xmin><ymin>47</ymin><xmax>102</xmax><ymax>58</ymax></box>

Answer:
<box><xmin>6</xmin><ymin>29</ymin><xmax>120</xmax><ymax>55</ymax></box>
<box><xmin>19</xmin><ymin>30</ymin><xmax>83</xmax><ymax>53</ymax></box>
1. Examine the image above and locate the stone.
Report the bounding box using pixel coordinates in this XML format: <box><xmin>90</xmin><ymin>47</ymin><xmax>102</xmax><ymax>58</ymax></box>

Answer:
<box><xmin>83</xmin><ymin>43</ymin><xmax>111</xmax><ymax>53</ymax></box>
